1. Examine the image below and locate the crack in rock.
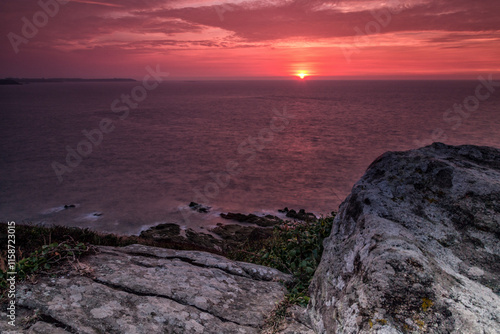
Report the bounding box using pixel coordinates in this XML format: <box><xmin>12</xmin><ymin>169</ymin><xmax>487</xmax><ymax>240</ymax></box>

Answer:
<box><xmin>92</xmin><ymin>278</ymin><xmax>260</xmax><ymax>329</ymax></box>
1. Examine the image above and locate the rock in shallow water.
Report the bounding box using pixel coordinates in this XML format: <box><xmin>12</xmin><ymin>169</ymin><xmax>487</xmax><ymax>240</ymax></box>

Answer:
<box><xmin>308</xmin><ymin>143</ymin><xmax>500</xmax><ymax>333</ymax></box>
<box><xmin>189</xmin><ymin>201</ymin><xmax>211</xmax><ymax>213</ymax></box>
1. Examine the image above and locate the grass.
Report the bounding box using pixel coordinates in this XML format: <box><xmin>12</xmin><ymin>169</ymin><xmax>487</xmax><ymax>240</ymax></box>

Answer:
<box><xmin>230</xmin><ymin>215</ymin><xmax>335</xmax><ymax>333</ymax></box>
<box><xmin>1</xmin><ymin>239</ymin><xmax>97</xmax><ymax>287</ymax></box>
<box><xmin>228</xmin><ymin>215</ymin><xmax>335</xmax><ymax>306</ymax></box>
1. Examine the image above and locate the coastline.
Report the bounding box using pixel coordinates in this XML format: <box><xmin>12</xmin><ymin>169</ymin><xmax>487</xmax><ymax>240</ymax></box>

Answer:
<box><xmin>1</xmin><ymin>207</ymin><xmax>335</xmax><ymax>301</ymax></box>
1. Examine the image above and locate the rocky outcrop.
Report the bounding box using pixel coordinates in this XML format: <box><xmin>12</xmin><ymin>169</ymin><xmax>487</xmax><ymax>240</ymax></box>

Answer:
<box><xmin>278</xmin><ymin>207</ymin><xmax>318</xmax><ymax>221</ymax></box>
<box><xmin>308</xmin><ymin>143</ymin><xmax>500</xmax><ymax>333</ymax></box>
<box><xmin>211</xmin><ymin>223</ymin><xmax>274</xmax><ymax>245</ymax></box>
<box><xmin>280</xmin><ymin>208</ymin><xmax>318</xmax><ymax>221</ymax></box>
<box><xmin>11</xmin><ymin>244</ymin><xmax>315</xmax><ymax>333</ymax></box>
<box><xmin>139</xmin><ymin>222</ymin><xmax>274</xmax><ymax>250</ymax></box>
<box><xmin>139</xmin><ymin>223</ymin><xmax>223</xmax><ymax>250</ymax></box>
<box><xmin>220</xmin><ymin>212</ymin><xmax>282</xmax><ymax>227</ymax></box>
<box><xmin>189</xmin><ymin>202</ymin><xmax>210</xmax><ymax>213</ymax></box>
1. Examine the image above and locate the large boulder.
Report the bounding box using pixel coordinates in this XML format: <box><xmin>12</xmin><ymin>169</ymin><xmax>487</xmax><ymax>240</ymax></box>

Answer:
<box><xmin>11</xmin><ymin>244</ymin><xmax>315</xmax><ymax>333</ymax></box>
<box><xmin>308</xmin><ymin>143</ymin><xmax>500</xmax><ymax>333</ymax></box>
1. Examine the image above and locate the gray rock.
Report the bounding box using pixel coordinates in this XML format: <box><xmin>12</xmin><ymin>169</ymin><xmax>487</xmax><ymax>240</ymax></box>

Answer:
<box><xmin>308</xmin><ymin>143</ymin><xmax>500</xmax><ymax>333</ymax></box>
<box><xmin>278</xmin><ymin>305</ymin><xmax>316</xmax><ymax>334</ymax></box>
<box><xmin>12</xmin><ymin>244</ymin><xmax>298</xmax><ymax>333</ymax></box>
<box><xmin>220</xmin><ymin>212</ymin><xmax>282</xmax><ymax>227</ymax></box>
<box><xmin>28</xmin><ymin>322</ymin><xmax>73</xmax><ymax>334</ymax></box>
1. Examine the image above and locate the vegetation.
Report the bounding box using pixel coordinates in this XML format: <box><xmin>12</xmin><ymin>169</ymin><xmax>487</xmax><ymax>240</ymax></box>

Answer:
<box><xmin>1</xmin><ymin>239</ymin><xmax>97</xmax><ymax>289</ymax></box>
<box><xmin>0</xmin><ymin>214</ymin><xmax>335</xmax><ymax>318</ymax></box>
<box><xmin>229</xmin><ymin>215</ymin><xmax>335</xmax><ymax>306</ymax></box>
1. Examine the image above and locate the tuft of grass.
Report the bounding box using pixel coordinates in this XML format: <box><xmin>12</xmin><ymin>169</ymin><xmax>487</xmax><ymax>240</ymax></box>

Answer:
<box><xmin>229</xmin><ymin>215</ymin><xmax>335</xmax><ymax>306</ymax></box>
<box><xmin>1</xmin><ymin>238</ymin><xmax>97</xmax><ymax>284</ymax></box>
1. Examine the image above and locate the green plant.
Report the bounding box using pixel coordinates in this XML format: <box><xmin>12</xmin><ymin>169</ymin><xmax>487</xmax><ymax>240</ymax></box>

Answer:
<box><xmin>0</xmin><ymin>238</ymin><xmax>97</xmax><ymax>300</ymax></box>
<box><xmin>230</xmin><ymin>215</ymin><xmax>334</xmax><ymax>306</ymax></box>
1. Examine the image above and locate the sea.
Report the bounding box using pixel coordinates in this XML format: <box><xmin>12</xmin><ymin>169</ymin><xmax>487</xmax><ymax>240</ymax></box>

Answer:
<box><xmin>1</xmin><ymin>80</ymin><xmax>499</xmax><ymax>235</ymax></box>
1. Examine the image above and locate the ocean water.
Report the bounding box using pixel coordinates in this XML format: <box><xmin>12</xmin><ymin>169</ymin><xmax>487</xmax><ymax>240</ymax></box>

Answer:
<box><xmin>1</xmin><ymin>80</ymin><xmax>499</xmax><ymax>234</ymax></box>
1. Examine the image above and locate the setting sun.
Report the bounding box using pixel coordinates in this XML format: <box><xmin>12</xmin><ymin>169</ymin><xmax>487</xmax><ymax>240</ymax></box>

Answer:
<box><xmin>298</xmin><ymin>72</ymin><xmax>308</xmax><ymax>79</ymax></box>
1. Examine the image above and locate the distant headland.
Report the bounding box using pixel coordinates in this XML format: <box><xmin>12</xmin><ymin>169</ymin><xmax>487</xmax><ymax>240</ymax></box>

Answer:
<box><xmin>0</xmin><ymin>78</ymin><xmax>22</xmax><ymax>85</ymax></box>
<box><xmin>0</xmin><ymin>78</ymin><xmax>137</xmax><ymax>85</ymax></box>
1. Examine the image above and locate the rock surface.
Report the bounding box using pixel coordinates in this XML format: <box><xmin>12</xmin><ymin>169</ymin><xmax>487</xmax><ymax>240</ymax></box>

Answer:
<box><xmin>139</xmin><ymin>221</ymin><xmax>274</xmax><ymax>250</ymax></box>
<box><xmin>139</xmin><ymin>222</ymin><xmax>223</xmax><ymax>250</ymax></box>
<box><xmin>308</xmin><ymin>143</ymin><xmax>500</xmax><ymax>333</ymax></box>
<box><xmin>189</xmin><ymin>202</ymin><xmax>210</xmax><ymax>213</ymax></box>
<box><xmin>220</xmin><ymin>212</ymin><xmax>282</xmax><ymax>227</ymax></box>
<box><xmin>10</xmin><ymin>244</ymin><xmax>315</xmax><ymax>333</ymax></box>
<box><xmin>278</xmin><ymin>207</ymin><xmax>318</xmax><ymax>221</ymax></box>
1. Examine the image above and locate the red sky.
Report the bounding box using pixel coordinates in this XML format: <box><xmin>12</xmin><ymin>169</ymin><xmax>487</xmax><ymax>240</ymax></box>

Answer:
<box><xmin>1</xmin><ymin>0</ymin><xmax>499</xmax><ymax>79</ymax></box>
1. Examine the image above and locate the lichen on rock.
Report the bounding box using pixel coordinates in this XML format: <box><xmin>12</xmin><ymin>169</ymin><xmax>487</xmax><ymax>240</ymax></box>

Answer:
<box><xmin>308</xmin><ymin>143</ymin><xmax>500</xmax><ymax>333</ymax></box>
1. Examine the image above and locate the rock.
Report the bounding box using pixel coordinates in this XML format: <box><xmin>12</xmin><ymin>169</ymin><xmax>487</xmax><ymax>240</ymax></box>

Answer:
<box><xmin>140</xmin><ymin>222</ymin><xmax>181</xmax><ymax>239</ymax></box>
<box><xmin>139</xmin><ymin>221</ymin><xmax>275</xmax><ymax>251</ymax></box>
<box><xmin>210</xmin><ymin>223</ymin><xmax>273</xmax><ymax>247</ymax></box>
<box><xmin>285</xmin><ymin>208</ymin><xmax>317</xmax><ymax>221</ymax></box>
<box><xmin>262</xmin><ymin>305</ymin><xmax>315</xmax><ymax>334</ymax></box>
<box><xmin>15</xmin><ymin>244</ymin><xmax>295</xmax><ymax>333</ymax></box>
<box><xmin>28</xmin><ymin>322</ymin><xmax>73</xmax><ymax>334</ymax></box>
<box><xmin>278</xmin><ymin>207</ymin><xmax>289</xmax><ymax>213</ymax></box>
<box><xmin>308</xmin><ymin>143</ymin><xmax>500</xmax><ymax>333</ymax></box>
<box><xmin>184</xmin><ymin>228</ymin><xmax>221</xmax><ymax>249</ymax></box>
<box><xmin>140</xmin><ymin>223</ymin><xmax>223</xmax><ymax>250</ymax></box>
<box><xmin>220</xmin><ymin>212</ymin><xmax>282</xmax><ymax>227</ymax></box>
<box><xmin>64</xmin><ymin>204</ymin><xmax>75</xmax><ymax>209</ymax></box>
<box><xmin>0</xmin><ymin>308</ymin><xmax>74</xmax><ymax>333</ymax></box>
<box><xmin>189</xmin><ymin>202</ymin><xmax>210</xmax><ymax>213</ymax></box>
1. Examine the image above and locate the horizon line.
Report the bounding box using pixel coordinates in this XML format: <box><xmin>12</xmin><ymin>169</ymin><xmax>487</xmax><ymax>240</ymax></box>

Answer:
<box><xmin>3</xmin><ymin>76</ymin><xmax>493</xmax><ymax>82</ymax></box>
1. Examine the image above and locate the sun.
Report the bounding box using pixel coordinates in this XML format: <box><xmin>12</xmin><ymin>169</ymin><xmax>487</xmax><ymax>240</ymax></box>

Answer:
<box><xmin>297</xmin><ymin>71</ymin><xmax>308</xmax><ymax>79</ymax></box>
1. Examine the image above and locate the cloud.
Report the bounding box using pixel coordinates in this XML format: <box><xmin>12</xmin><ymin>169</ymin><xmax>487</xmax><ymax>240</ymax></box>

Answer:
<box><xmin>147</xmin><ymin>0</ymin><xmax>500</xmax><ymax>41</ymax></box>
<box><xmin>2</xmin><ymin>0</ymin><xmax>499</xmax><ymax>50</ymax></box>
<box><xmin>0</xmin><ymin>0</ymin><xmax>498</xmax><ymax>78</ymax></box>
<box><xmin>67</xmin><ymin>0</ymin><xmax>124</xmax><ymax>7</ymax></box>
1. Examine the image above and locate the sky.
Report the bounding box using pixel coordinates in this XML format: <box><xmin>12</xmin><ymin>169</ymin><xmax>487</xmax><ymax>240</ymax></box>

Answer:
<box><xmin>0</xmin><ymin>0</ymin><xmax>499</xmax><ymax>79</ymax></box>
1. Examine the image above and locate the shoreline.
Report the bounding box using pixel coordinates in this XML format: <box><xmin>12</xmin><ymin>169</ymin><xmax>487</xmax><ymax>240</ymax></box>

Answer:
<box><xmin>1</xmin><ymin>210</ymin><xmax>336</xmax><ymax>311</ymax></box>
<box><xmin>1</xmin><ymin>202</ymin><xmax>337</xmax><ymax>237</ymax></box>
<box><xmin>0</xmin><ymin>206</ymin><xmax>330</xmax><ymax>252</ymax></box>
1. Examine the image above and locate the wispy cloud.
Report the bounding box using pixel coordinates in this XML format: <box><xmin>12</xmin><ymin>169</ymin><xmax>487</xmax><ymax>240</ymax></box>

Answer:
<box><xmin>67</xmin><ymin>0</ymin><xmax>124</xmax><ymax>7</ymax></box>
<box><xmin>0</xmin><ymin>0</ymin><xmax>498</xmax><ymax>78</ymax></box>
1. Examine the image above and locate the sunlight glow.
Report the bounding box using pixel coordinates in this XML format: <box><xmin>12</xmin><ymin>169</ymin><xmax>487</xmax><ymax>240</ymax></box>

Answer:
<box><xmin>298</xmin><ymin>71</ymin><xmax>308</xmax><ymax>79</ymax></box>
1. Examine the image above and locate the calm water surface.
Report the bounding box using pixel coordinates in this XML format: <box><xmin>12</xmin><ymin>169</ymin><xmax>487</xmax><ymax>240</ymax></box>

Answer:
<box><xmin>1</xmin><ymin>80</ymin><xmax>499</xmax><ymax>234</ymax></box>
